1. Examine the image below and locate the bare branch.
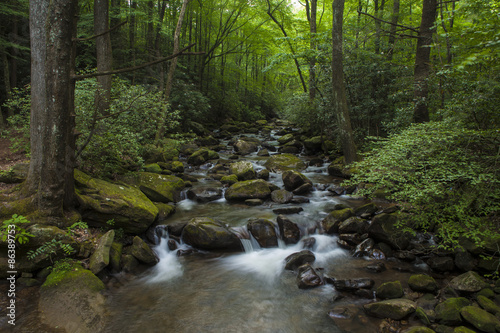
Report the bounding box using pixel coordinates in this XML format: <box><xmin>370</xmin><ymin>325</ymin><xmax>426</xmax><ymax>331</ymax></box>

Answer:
<box><xmin>357</xmin><ymin>10</ymin><xmax>419</xmax><ymax>33</ymax></box>
<box><xmin>73</xmin><ymin>21</ymin><xmax>128</xmax><ymax>42</ymax></box>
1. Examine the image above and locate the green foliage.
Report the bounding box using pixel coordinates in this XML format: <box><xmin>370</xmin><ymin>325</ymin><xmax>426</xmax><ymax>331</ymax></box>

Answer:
<box><xmin>1</xmin><ymin>214</ymin><xmax>34</xmax><ymax>245</ymax></box>
<box><xmin>344</xmin><ymin>121</ymin><xmax>499</xmax><ymax>249</ymax></box>
<box><xmin>51</xmin><ymin>258</ymin><xmax>76</xmax><ymax>274</ymax></box>
<box><xmin>67</xmin><ymin>221</ymin><xmax>89</xmax><ymax>236</ymax></box>
<box><xmin>2</xmin><ymin>85</ymin><xmax>31</xmax><ymax>154</ymax></box>
<box><xmin>27</xmin><ymin>239</ymin><xmax>74</xmax><ymax>263</ymax></box>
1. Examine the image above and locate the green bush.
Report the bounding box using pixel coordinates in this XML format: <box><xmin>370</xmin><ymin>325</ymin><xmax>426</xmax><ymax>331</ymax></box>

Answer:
<box><xmin>344</xmin><ymin>121</ymin><xmax>499</xmax><ymax>249</ymax></box>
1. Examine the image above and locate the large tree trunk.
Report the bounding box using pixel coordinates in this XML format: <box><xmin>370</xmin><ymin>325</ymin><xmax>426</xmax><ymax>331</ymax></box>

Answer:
<box><xmin>27</xmin><ymin>0</ymin><xmax>76</xmax><ymax>215</ymax></box>
<box><xmin>413</xmin><ymin>0</ymin><xmax>437</xmax><ymax>123</ymax></box>
<box><xmin>307</xmin><ymin>0</ymin><xmax>317</xmax><ymax>100</ymax></box>
<box><xmin>332</xmin><ymin>0</ymin><xmax>357</xmax><ymax>164</ymax></box>
<box><xmin>94</xmin><ymin>0</ymin><xmax>113</xmax><ymax>114</ymax></box>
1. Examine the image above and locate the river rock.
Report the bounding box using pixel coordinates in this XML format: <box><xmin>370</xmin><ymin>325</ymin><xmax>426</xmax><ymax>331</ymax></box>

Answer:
<box><xmin>303</xmin><ymin>136</ymin><xmax>323</xmax><ymax>154</ymax></box>
<box><xmin>453</xmin><ymin>327</ymin><xmax>477</xmax><ymax>333</ymax></box>
<box><xmin>327</xmin><ymin>163</ymin><xmax>350</xmax><ymax>178</ymax></box>
<box><xmin>131</xmin><ymin>236</ymin><xmax>158</xmax><ymax>265</ymax></box>
<box><xmin>477</xmin><ymin>295</ymin><xmax>500</xmax><ymax>315</ymax></box>
<box><xmin>89</xmin><ymin>230</ymin><xmax>115</xmax><ymax>274</ymax></box>
<box><xmin>284</xmin><ymin>250</ymin><xmax>316</xmax><ymax>270</ymax></box>
<box><xmin>121</xmin><ymin>254</ymin><xmax>139</xmax><ymax>272</ymax></box>
<box><xmin>187</xmin><ymin>148</ymin><xmax>219</xmax><ymax>166</ymax></box>
<box><xmin>118</xmin><ymin>172</ymin><xmax>185</xmax><ymax>203</ymax></box>
<box><xmin>460</xmin><ymin>305</ymin><xmax>500</xmax><ymax>333</ymax></box>
<box><xmin>225</xmin><ymin>179</ymin><xmax>271</xmax><ymax>201</ymax></box>
<box><xmin>297</xmin><ymin>263</ymin><xmax>323</xmax><ymax>289</ymax></box>
<box><xmin>427</xmin><ymin>256</ymin><xmax>455</xmax><ymax>272</ymax></box>
<box><xmin>367</xmin><ymin>213</ymin><xmax>411</xmax><ymax>250</ymax></box>
<box><xmin>272</xmin><ymin>206</ymin><xmax>303</xmax><ymax>215</ymax></box>
<box><xmin>363</xmin><ymin>299</ymin><xmax>417</xmax><ymax>320</ymax></box>
<box><xmin>450</xmin><ymin>271</ymin><xmax>489</xmax><ymax>293</ymax></box>
<box><xmin>257</xmin><ymin>149</ymin><xmax>270</xmax><ymax>157</ymax></box>
<box><xmin>278</xmin><ymin>145</ymin><xmax>300</xmax><ymax>154</ymax></box>
<box><xmin>340</xmin><ymin>233</ymin><xmax>367</xmax><ymax>246</ymax></box>
<box><xmin>331</xmin><ymin>278</ymin><xmax>375</xmax><ymax>292</ymax></box>
<box><xmin>376</xmin><ymin>281</ymin><xmax>404</xmax><ymax>299</ymax></box>
<box><xmin>158</xmin><ymin>160</ymin><xmax>184</xmax><ymax>173</ymax></box>
<box><xmin>221</xmin><ymin>174</ymin><xmax>238</xmax><ymax>186</ymax></box>
<box><xmin>338</xmin><ymin>216</ymin><xmax>369</xmax><ymax>234</ymax></box>
<box><xmin>277</xmin><ymin>215</ymin><xmax>301</xmax><ymax>244</ymax></box>
<box><xmin>75</xmin><ymin>170</ymin><xmax>159</xmax><ymax>234</ymax></box>
<box><xmin>435</xmin><ymin>297</ymin><xmax>471</xmax><ymax>325</ymax></box>
<box><xmin>39</xmin><ymin>263</ymin><xmax>107</xmax><ymax>333</ymax></box>
<box><xmin>353</xmin><ymin>238</ymin><xmax>375</xmax><ymax>257</ymax></box>
<box><xmin>187</xmin><ymin>186</ymin><xmax>223</xmax><ymax>202</ymax></box>
<box><xmin>182</xmin><ymin>217</ymin><xmax>241</xmax><ymax>251</ymax></box>
<box><xmin>354</xmin><ymin>202</ymin><xmax>379</xmax><ymax>217</ymax></box>
<box><xmin>402</xmin><ymin>327</ymin><xmax>436</xmax><ymax>333</ymax></box>
<box><xmin>292</xmin><ymin>183</ymin><xmax>313</xmax><ymax>195</ymax></box>
<box><xmin>282</xmin><ymin>170</ymin><xmax>312</xmax><ymax>192</ymax></box>
<box><xmin>234</xmin><ymin>138</ymin><xmax>260</xmax><ymax>155</ymax></box>
<box><xmin>454</xmin><ymin>250</ymin><xmax>477</xmax><ymax>272</ymax></box>
<box><xmin>271</xmin><ymin>189</ymin><xmax>293</xmax><ymax>204</ymax></box>
<box><xmin>277</xmin><ymin>133</ymin><xmax>294</xmax><ymax>145</ymax></box>
<box><xmin>321</xmin><ymin>208</ymin><xmax>354</xmax><ymax>234</ymax></box>
<box><xmin>247</xmin><ymin>218</ymin><xmax>278</xmax><ymax>248</ymax></box>
<box><xmin>109</xmin><ymin>242</ymin><xmax>122</xmax><ymax>273</ymax></box>
<box><xmin>264</xmin><ymin>153</ymin><xmax>307</xmax><ymax>172</ymax></box>
<box><xmin>408</xmin><ymin>274</ymin><xmax>439</xmax><ymax>293</ymax></box>
<box><xmin>245</xmin><ymin>199</ymin><xmax>263</xmax><ymax>206</ymax></box>
<box><xmin>257</xmin><ymin>169</ymin><xmax>270</xmax><ymax>180</ymax></box>
<box><xmin>154</xmin><ymin>202</ymin><xmax>176</xmax><ymax>222</ymax></box>
<box><xmin>230</xmin><ymin>161</ymin><xmax>256</xmax><ymax>180</ymax></box>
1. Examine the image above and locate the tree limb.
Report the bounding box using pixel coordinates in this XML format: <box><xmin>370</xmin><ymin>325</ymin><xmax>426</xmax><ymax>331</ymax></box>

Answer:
<box><xmin>73</xmin><ymin>21</ymin><xmax>128</xmax><ymax>42</ymax></box>
<box><xmin>357</xmin><ymin>10</ymin><xmax>419</xmax><ymax>33</ymax></box>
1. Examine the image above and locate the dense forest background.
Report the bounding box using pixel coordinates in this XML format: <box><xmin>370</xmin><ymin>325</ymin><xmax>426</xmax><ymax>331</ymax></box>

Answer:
<box><xmin>0</xmin><ymin>0</ymin><xmax>498</xmax><ymax>248</ymax></box>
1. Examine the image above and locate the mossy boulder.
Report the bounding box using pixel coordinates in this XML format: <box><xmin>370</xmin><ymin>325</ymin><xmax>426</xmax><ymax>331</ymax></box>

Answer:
<box><xmin>477</xmin><ymin>295</ymin><xmax>500</xmax><ymax>315</ymax></box>
<box><xmin>154</xmin><ymin>202</ymin><xmax>176</xmax><ymax>222</ymax></box>
<box><xmin>230</xmin><ymin>161</ymin><xmax>256</xmax><ymax>181</ymax></box>
<box><xmin>271</xmin><ymin>189</ymin><xmax>293</xmax><ymax>204</ymax></box>
<box><xmin>402</xmin><ymin>327</ymin><xmax>436</xmax><ymax>333</ymax></box>
<box><xmin>39</xmin><ymin>263</ymin><xmax>107</xmax><ymax>333</ymax></box>
<box><xmin>321</xmin><ymin>208</ymin><xmax>354</xmax><ymax>234</ymax></box>
<box><xmin>181</xmin><ymin>217</ymin><xmax>241</xmax><ymax>251</ymax></box>
<box><xmin>247</xmin><ymin>218</ymin><xmax>278</xmax><ymax>248</ymax></box>
<box><xmin>450</xmin><ymin>271</ymin><xmax>489</xmax><ymax>293</ymax></box>
<box><xmin>354</xmin><ymin>202</ymin><xmax>379</xmax><ymax>217</ymax></box>
<box><xmin>367</xmin><ymin>213</ymin><xmax>411</xmax><ymax>250</ymax></box>
<box><xmin>277</xmin><ymin>133</ymin><xmax>294</xmax><ymax>145</ymax></box>
<box><xmin>277</xmin><ymin>215</ymin><xmax>301</xmax><ymax>245</ymax></box>
<box><xmin>282</xmin><ymin>170</ymin><xmax>312</xmax><ymax>192</ymax></box>
<box><xmin>303</xmin><ymin>136</ymin><xmax>323</xmax><ymax>154</ymax></box>
<box><xmin>453</xmin><ymin>327</ymin><xmax>477</xmax><ymax>333</ymax></box>
<box><xmin>225</xmin><ymin>179</ymin><xmax>271</xmax><ymax>201</ymax></box>
<box><xmin>187</xmin><ymin>148</ymin><xmax>219</xmax><ymax>166</ymax></box>
<box><xmin>376</xmin><ymin>281</ymin><xmax>404</xmax><ymax>299</ymax></box>
<box><xmin>119</xmin><ymin>172</ymin><xmax>185</xmax><ymax>203</ymax></box>
<box><xmin>130</xmin><ymin>236</ymin><xmax>158</xmax><ymax>265</ymax></box>
<box><xmin>435</xmin><ymin>297</ymin><xmax>471</xmax><ymax>325</ymax></box>
<box><xmin>234</xmin><ymin>139</ymin><xmax>259</xmax><ymax>155</ymax></box>
<box><xmin>143</xmin><ymin>163</ymin><xmax>162</xmax><ymax>173</ymax></box>
<box><xmin>89</xmin><ymin>230</ymin><xmax>115</xmax><ymax>274</ymax></box>
<box><xmin>460</xmin><ymin>305</ymin><xmax>500</xmax><ymax>333</ymax></box>
<box><xmin>187</xmin><ymin>186</ymin><xmax>223</xmax><ymax>202</ymax></box>
<box><xmin>221</xmin><ymin>174</ymin><xmax>238</xmax><ymax>186</ymax></box>
<box><xmin>109</xmin><ymin>242</ymin><xmax>122</xmax><ymax>273</ymax></box>
<box><xmin>264</xmin><ymin>154</ymin><xmax>307</xmax><ymax>172</ymax></box>
<box><xmin>75</xmin><ymin>170</ymin><xmax>158</xmax><ymax>234</ymax></box>
<box><xmin>158</xmin><ymin>161</ymin><xmax>184</xmax><ymax>173</ymax></box>
<box><xmin>327</xmin><ymin>163</ymin><xmax>350</xmax><ymax>178</ymax></box>
<box><xmin>408</xmin><ymin>274</ymin><xmax>439</xmax><ymax>293</ymax></box>
<box><xmin>364</xmin><ymin>299</ymin><xmax>417</xmax><ymax>320</ymax></box>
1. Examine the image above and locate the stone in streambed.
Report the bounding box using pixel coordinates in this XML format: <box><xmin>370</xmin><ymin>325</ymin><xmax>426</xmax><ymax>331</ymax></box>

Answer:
<box><xmin>225</xmin><ymin>179</ymin><xmax>271</xmax><ymax>201</ymax></box>
<box><xmin>187</xmin><ymin>186</ymin><xmax>223</xmax><ymax>202</ymax></box>
<box><xmin>435</xmin><ymin>297</ymin><xmax>471</xmax><ymax>326</ymax></box>
<box><xmin>277</xmin><ymin>215</ymin><xmax>301</xmax><ymax>244</ymax></box>
<box><xmin>131</xmin><ymin>236</ymin><xmax>158</xmax><ymax>265</ymax></box>
<box><xmin>282</xmin><ymin>170</ymin><xmax>312</xmax><ymax>192</ymax></box>
<box><xmin>182</xmin><ymin>217</ymin><xmax>241</xmax><ymax>251</ymax></box>
<box><xmin>284</xmin><ymin>250</ymin><xmax>316</xmax><ymax>271</ymax></box>
<box><xmin>272</xmin><ymin>207</ymin><xmax>303</xmax><ymax>215</ymax></box>
<box><xmin>230</xmin><ymin>161</ymin><xmax>256</xmax><ymax>181</ymax></box>
<box><xmin>187</xmin><ymin>148</ymin><xmax>219</xmax><ymax>166</ymax></box>
<box><xmin>296</xmin><ymin>263</ymin><xmax>323</xmax><ymax>289</ymax></box>
<box><xmin>367</xmin><ymin>213</ymin><xmax>412</xmax><ymax>250</ymax></box>
<box><xmin>449</xmin><ymin>271</ymin><xmax>489</xmax><ymax>293</ymax></box>
<box><xmin>460</xmin><ymin>305</ymin><xmax>500</xmax><ymax>333</ymax></box>
<box><xmin>477</xmin><ymin>295</ymin><xmax>500</xmax><ymax>315</ymax></box>
<box><xmin>247</xmin><ymin>218</ymin><xmax>278</xmax><ymax>248</ymax></box>
<box><xmin>264</xmin><ymin>153</ymin><xmax>307</xmax><ymax>172</ymax></box>
<box><xmin>271</xmin><ymin>189</ymin><xmax>293</xmax><ymax>204</ymax></box>
<box><xmin>321</xmin><ymin>208</ymin><xmax>354</xmax><ymax>234</ymax></box>
<box><xmin>408</xmin><ymin>274</ymin><xmax>439</xmax><ymax>293</ymax></box>
<box><xmin>376</xmin><ymin>280</ymin><xmax>404</xmax><ymax>300</ymax></box>
<box><xmin>89</xmin><ymin>230</ymin><xmax>115</xmax><ymax>274</ymax></box>
<box><xmin>363</xmin><ymin>299</ymin><xmax>417</xmax><ymax>320</ymax></box>
<box><xmin>330</xmin><ymin>278</ymin><xmax>374</xmax><ymax>292</ymax></box>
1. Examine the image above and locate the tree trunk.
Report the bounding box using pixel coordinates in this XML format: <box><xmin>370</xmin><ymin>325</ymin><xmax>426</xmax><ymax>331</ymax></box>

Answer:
<box><xmin>387</xmin><ymin>0</ymin><xmax>400</xmax><ymax>60</ymax></box>
<box><xmin>308</xmin><ymin>0</ymin><xmax>317</xmax><ymax>100</ymax></box>
<box><xmin>94</xmin><ymin>0</ymin><xmax>113</xmax><ymax>114</ymax></box>
<box><xmin>332</xmin><ymin>0</ymin><xmax>357</xmax><ymax>164</ymax></box>
<box><xmin>413</xmin><ymin>0</ymin><xmax>437</xmax><ymax>123</ymax></box>
<box><xmin>27</xmin><ymin>0</ymin><xmax>76</xmax><ymax>215</ymax></box>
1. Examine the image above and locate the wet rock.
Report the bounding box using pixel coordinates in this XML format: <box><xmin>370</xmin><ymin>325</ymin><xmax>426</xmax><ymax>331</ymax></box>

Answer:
<box><xmin>292</xmin><ymin>182</ymin><xmax>313</xmax><ymax>195</ymax></box>
<box><xmin>119</xmin><ymin>172</ymin><xmax>185</xmax><ymax>203</ymax></box>
<box><xmin>363</xmin><ymin>299</ymin><xmax>417</xmax><ymax>320</ymax></box>
<box><xmin>376</xmin><ymin>281</ymin><xmax>404</xmax><ymax>300</ymax></box>
<box><xmin>277</xmin><ymin>133</ymin><xmax>294</xmax><ymax>145</ymax></box>
<box><xmin>337</xmin><ymin>239</ymin><xmax>354</xmax><ymax>250</ymax></box>
<box><xmin>340</xmin><ymin>233</ymin><xmax>366</xmax><ymax>246</ymax></box>
<box><xmin>225</xmin><ymin>179</ymin><xmax>271</xmax><ymax>201</ymax></box>
<box><xmin>328</xmin><ymin>305</ymin><xmax>356</xmax><ymax>320</ymax></box>
<box><xmin>309</xmin><ymin>157</ymin><xmax>324</xmax><ymax>166</ymax></box>
<box><xmin>435</xmin><ymin>297</ymin><xmax>471</xmax><ymax>326</ymax></box>
<box><xmin>167</xmin><ymin>239</ymin><xmax>177</xmax><ymax>251</ymax></box>
<box><xmin>187</xmin><ymin>148</ymin><xmax>219</xmax><ymax>166</ymax></box>
<box><xmin>367</xmin><ymin>213</ymin><xmax>411</xmax><ymax>250</ymax></box>
<box><xmin>354</xmin><ymin>202</ymin><xmax>379</xmax><ymax>217</ymax></box>
<box><xmin>454</xmin><ymin>250</ymin><xmax>476</xmax><ymax>272</ymax></box>
<box><xmin>89</xmin><ymin>230</ymin><xmax>115</xmax><ymax>274</ymax></box>
<box><xmin>257</xmin><ymin>149</ymin><xmax>270</xmax><ymax>157</ymax></box>
<box><xmin>303</xmin><ymin>136</ymin><xmax>323</xmax><ymax>154</ymax></box>
<box><xmin>331</xmin><ymin>278</ymin><xmax>375</xmax><ymax>292</ymax></box>
<box><xmin>282</xmin><ymin>170</ymin><xmax>312</xmax><ymax>192</ymax></box>
<box><xmin>290</xmin><ymin>196</ymin><xmax>310</xmax><ymax>204</ymax></box>
<box><xmin>365</xmin><ymin>262</ymin><xmax>387</xmax><ymax>273</ymax></box>
<box><xmin>121</xmin><ymin>254</ymin><xmax>139</xmax><ymax>272</ymax></box>
<box><xmin>158</xmin><ymin>160</ymin><xmax>185</xmax><ymax>173</ymax></box>
<box><xmin>182</xmin><ymin>217</ymin><xmax>241</xmax><ymax>251</ymax></box>
<box><xmin>247</xmin><ymin>218</ymin><xmax>278</xmax><ymax>248</ymax></box>
<box><xmin>272</xmin><ymin>207</ymin><xmax>303</xmax><ymax>215</ymax></box>
<box><xmin>187</xmin><ymin>186</ymin><xmax>223</xmax><ymax>202</ymax></box>
<box><xmin>415</xmin><ymin>306</ymin><xmax>433</xmax><ymax>326</ymax></box>
<box><xmin>131</xmin><ymin>236</ymin><xmax>158</xmax><ymax>265</ymax></box>
<box><xmin>264</xmin><ymin>153</ymin><xmax>307</xmax><ymax>172</ymax></box>
<box><xmin>277</xmin><ymin>215</ymin><xmax>301</xmax><ymax>244</ymax></box>
<box><xmin>167</xmin><ymin>221</ymin><xmax>187</xmax><ymax>237</ymax></box>
<box><xmin>271</xmin><ymin>189</ymin><xmax>293</xmax><ymax>204</ymax></box>
<box><xmin>230</xmin><ymin>161</ymin><xmax>256</xmax><ymax>180</ymax></box>
<box><xmin>284</xmin><ymin>250</ymin><xmax>316</xmax><ymax>270</ymax></box>
<box><xmin>321</xmin><ymin>208</ymin><xmax>354</xmax><ymax>234</ymax></box>
<box><xmin>477</xmin><ymin>295</ymin><xmax>500</xmax><ymax>315</ymax></box>
<box><xmin>327</xmin><ymin>163</ymin><xmax>350</xmax><ymax>179</ymax></box>
<box><xmin>297</xmin><ymin>264</ymin><xmax>323</xmax><ymax>289</ymax></box>
<box><xmin>109</xmin><ymin>242</ymin><xmax>123</xmax><ymax>273</ymax></box>
<box><xmin>279</xmin><ymin>145</ymin><xmax>300</xmax><ymax>154</ymax></box>
<box><xmin>245</xmin><ymin>199</ymin><xmax>263</xmax><ymax>206</ymax></box>
<box><xmin>408</xmin><ymin>274</ymin><xmax>439</xmax><ymax>293</ymax></box>
<box><xmin>449</xmin><ymin>271</ymin><xmax>489</xmax><ymax>293</ymax></box>
<box><xmin>427</xmin><ymin>256</ymin><xmax>455</xmax><ymax>272</ymax></box>
<box><xmin>257</xmin><ymin>169</ymin><xmax>270</xmax><ymax>180</ymax></box>
<box><xmin>338</xmin><ymin>216</ymin><xmax>369</xmax><ymax>234</ymax></box>
<box><xmin>460</xmin><ymin>305</ymin><xmax>500</xmax><ymax>333</ymax></box>
<box><xmin>402</xmin><ymin>327</ymin><xmax>436</xmax><ymax>333</ymax></box>
<box><xmin>221</xmin><ymin>174</ymin><xmax>238</xmax><ymax>186</ymax></box>
<box><xmin>154</xmin><ymin>202</ymin><xmax>176</xmax><ymax>222</ymax></box>
<box><xmin>302</xmin><ymin>237</ymin><xmax>316</xmax><ymax>250</ymax></box>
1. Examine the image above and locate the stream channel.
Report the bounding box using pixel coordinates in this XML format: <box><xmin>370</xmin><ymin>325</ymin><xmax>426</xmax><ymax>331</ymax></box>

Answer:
<box><xmin>103</xmin><ymin>129</ymin><xmax>415</xmax><ymax>333</ymax></box>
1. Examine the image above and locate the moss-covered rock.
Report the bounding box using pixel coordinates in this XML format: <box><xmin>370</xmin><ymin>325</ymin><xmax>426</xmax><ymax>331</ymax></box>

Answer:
<box><xmin>158</xmin><ymin>161</ymin><xmax>184</xmax><ymax>173</ymax></box>
<box><xmin>271</xmin><ymin>189</ymin><xmax>293</xmax><ymax>204</ymax></box>
<box><xmin>367</xmin><ymin>213</ymin><xmax>412</xmax><ymax>250</ymax></box>
<box><xmin>130</xmin><ymin>236</ymin><xmax>158</xmax><ymax>265</ymax></box>
<box><xmin>402</xmin><ymin>327</ymin><xmax>436</xmax><ymax>333</ymax></box>
<box><xmin>354</xmin><ymin>202</ymin><xmax>379</xmax><ymax>217</ymax></box>
<box><xmin>187</xmin><ymin>148</ymin><xmax>219</xmax><ymax>166</ymax></box>
<box><xmin>376</xmin><ymin>281</ymin><xmax>404</xmax><ymax>299</ymax></box>
<box><xmin>154</xmin><ymin>202</ymin><xmax>176</xmax><ymax>222</ymax></box>
<box><xmin>477</xmin><ymin>295</ymin><xmax>500</xmax><ymax>315</ymax></box>
<box><xmin>277</xmin><ymin>133</ymin><xmax>294</xmax><ymax>145</ymax></box>
<box><xmin>460</xmin><ymin>305</ymin><xmax>500</xmax><ymax>333</ymax></box>
<box><xmin>225</xmin><ymin>179</ymin><xmax>271</xmax><ymax>201</ymax></box>
<box><xmin>450</xmin><ymin>271</ymin><xmax>489</xmax><ymax>293</ymax></box>
<box><xmin>119</xmin><ymin>172</ymin><xmax>185</xmax><ymax>203</ymax></box>
<box><xmin>234</xmin><ymin>139</ymin><xmax>259</xmax><ymax>155</ymax></box>
<box><xmin>221</xmin><ymin>174</ymin><xmax>238</xmax><ymax>186</ymax></box>
<box><xmin>230</xmin><ymin>161</ymin><xmax>256</xmax><ymax>181</ymax></box>
<box><xmin>181</xmin><ymin>217</ymin><xmax>241</xmax><ymax>251</ymax></box>
<box><xmin>264</xmin><ymin>154</ymin><xmax>307</xmax><ymax>172</ymax></box>
<box><xmin>143</xmin><ymin>163</ymin><xmax>162</xmax><ymax>173</ymax></box>
<box><xmin>435</xmin><ymin>297</ymin><xmax>471</xmax><ymax>325</ymax></box>
<box><xmin>321</xmin><ymin>208</ymin><xmax>354</xmax><ymax>234</ymax></box>
<box><xmin>408</xmin><ymin>274</ymin><xmax>439</xmax><ymax>293</ymax></box>
<box><xmin>187</xmin><ymin>186</ymin><xmax>223</xmax><ymax>202</ymax></box>
<box><xmin>39</xmin><ymin>262</ymin><xmax>107</xmax><ymax>333</ymax></box>
<box><xmin>75</xmin><ymin>170</ymin><xmax>158</xmax><ymax>234</ymax></box>
<box><xmin>282</xmin><ymin>170</ymin><xmax>312</xmax><ymax>192</ymax></box>
<box><xmin>303</xmin><ymin>136</ymin><xmax>323</xmax><ymax>154</ymax></box>
<box><xmin>89</xmin><ymin>230</ymin><xmax>115</xmax><ymax>274</ymax></box>
<box><xmin>453</xmin><ymin>327</ymin><xmax>477</xmax><ymax>333</ymax></box>
<box><xmin>109</xmin><ymin>242</ymin><xmax>122</xmax><ymax>273</ymax></box>
<box><xmin>363</xmin><ymin>299</ymin><xmax>417</xmax><ymax>320</ymax></box>
<box><xmin>247</xmin><ymin>218</ymin><xmax>278</xmax><ymax>248</ymax></box>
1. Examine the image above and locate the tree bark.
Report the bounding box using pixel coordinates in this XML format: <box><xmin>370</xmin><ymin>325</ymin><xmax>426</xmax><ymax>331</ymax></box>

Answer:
<box><xmin>94</xmin><ymin>0</ymin><xmax>113</xmax><ymax>114</ymax></box>
<box><xmin>413</xmin><ymin>0</ymin><xmax>437</xmax><ymax>123</ymax></box>
<box><xmin>387</xmin><ymin>0</ymin><xmax>400</xmax><ymax>60</ymax></box>
<box><xmin>332</xmin><ymin>0</ymin><xmax>357</xmax><ymax>164</ymax></box>
<box><xmin>307</xmin><ymin>0</ymin><xmax>317</xmax><ymax>100</ymax></box>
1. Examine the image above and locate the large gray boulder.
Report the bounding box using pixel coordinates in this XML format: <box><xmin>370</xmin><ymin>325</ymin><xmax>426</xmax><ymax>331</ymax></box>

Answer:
<box><xmin>449</xmin><ymin>271</ymin><xmax>489</xmax><ymax>293</ymax></box>
<box><xmin>234</xmin><ymin>139</ymin><xmax>259</xmax><ymax>155</ymax></box>
<box><xmin>182</xmin><ymin>217</ymin><xmax>241</xmax><ymax>251</ymax></box>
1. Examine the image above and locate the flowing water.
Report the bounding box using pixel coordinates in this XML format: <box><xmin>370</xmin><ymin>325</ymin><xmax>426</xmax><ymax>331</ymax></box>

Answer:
<box><xmin>104</xmin><ymin>130</ymin><xmax>383</xmax><ymax>333</ymax></box>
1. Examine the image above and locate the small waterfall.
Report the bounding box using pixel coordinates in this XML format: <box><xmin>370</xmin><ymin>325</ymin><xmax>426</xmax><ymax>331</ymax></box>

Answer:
<box><xmin>146</xmin><ymin>232</ymin><xmax>186</xmax><ymax>283</ymax></box>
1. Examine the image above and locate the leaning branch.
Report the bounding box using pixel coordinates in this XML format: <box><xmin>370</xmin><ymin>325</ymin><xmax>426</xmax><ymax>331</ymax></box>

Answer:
<box><xmin>72</xmin><ymin>44</ymin><xmax>203</xmax><ymax>80</ymax></box>
<box><xmin>358</xmin><ymin>10</ymin><xmax>419</xmax><ymax>33</ymax></box>
<box><xmin>73</xmin><ymin>21</ymin><xmax>128</xmax><ymax>42</ymax></box>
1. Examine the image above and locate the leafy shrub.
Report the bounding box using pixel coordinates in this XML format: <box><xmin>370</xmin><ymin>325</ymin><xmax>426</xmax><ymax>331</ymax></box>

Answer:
<box><xmin>27</xmin><ymin>239</ymin><xmax>74</xmax><ymax>263</ymax></box>
<box><xmin>344</xmin><ymin>121</ymin><xmax>499</xmax><ymax>249</ymax></box>
<box><xmin>2</xmin><ymin>85</ymin><xmax>31</xmax><ymax>154</ymax></box>
<box><xmin>1</xmin><ymin>214</ymin><xmax>34</xmax><ymax>245</ymax></box>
